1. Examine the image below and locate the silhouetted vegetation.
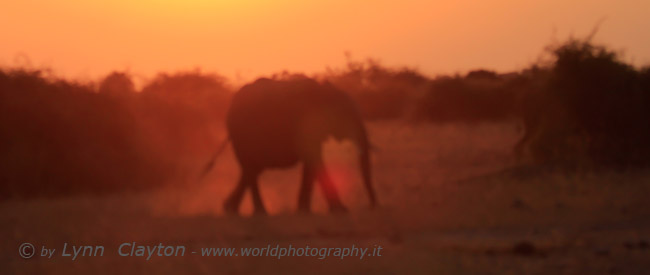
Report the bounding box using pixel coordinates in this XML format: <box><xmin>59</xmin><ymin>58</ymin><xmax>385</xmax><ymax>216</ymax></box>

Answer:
<box><xmin>518</xmin><ymin>38</ymin><xmax>650</xmax><ymax>167</ymax></box>
<box><xmin>415</xmin><ymin>70</ymin><xmax>526</xmax><ymax>123</ymax></box>
<box><xmin>319</xmin><ymin>58</ymin><xmax>429</xmax><ymax>120</ymax></box>
<box><xmin>2</xmin><ymin>38</ymin><xmax>650</xmax><ymax>199</ymax></box>
<box><xmin>0</xmin><ymin>69</ymin><xmax>231</xmax><ymax>199</ymax></box>
<box><xmin>320</xmin><ymin>59</ymin><xmax>527</xmax><ymax>123</ymax></box>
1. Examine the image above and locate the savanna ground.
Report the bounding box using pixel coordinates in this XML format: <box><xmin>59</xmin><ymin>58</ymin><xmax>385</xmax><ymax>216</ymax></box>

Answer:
<box><xmin>3</xmin><ymin>121</ymin><xmax>650</xmax><ymax>274</ymax></box>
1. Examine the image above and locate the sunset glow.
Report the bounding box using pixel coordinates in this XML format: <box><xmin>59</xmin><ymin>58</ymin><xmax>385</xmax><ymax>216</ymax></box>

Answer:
<box><xmin>1</xmin><ymin>0</ymin><xmax>649</xmax><ymax>82</ymax></box>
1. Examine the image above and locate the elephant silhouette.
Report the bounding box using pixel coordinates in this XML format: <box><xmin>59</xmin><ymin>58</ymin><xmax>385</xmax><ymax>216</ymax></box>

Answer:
<box><xmin>222</xmin><ymin>76</ymin><xmax>377</xmax><ymax>214</ymax></box>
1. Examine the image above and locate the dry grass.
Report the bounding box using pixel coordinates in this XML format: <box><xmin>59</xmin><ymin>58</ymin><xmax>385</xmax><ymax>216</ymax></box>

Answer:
<box><xmin>3</xmin><ymin>121</ymin><xmax>650</xmax><ymax>274</ymax></box>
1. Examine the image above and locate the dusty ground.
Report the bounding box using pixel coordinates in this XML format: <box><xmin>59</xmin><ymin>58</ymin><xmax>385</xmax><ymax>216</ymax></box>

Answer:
<box><xmin>3</xmin><ymin>121</ymin><xmax>650</xmax><ymax>274</ymax></box>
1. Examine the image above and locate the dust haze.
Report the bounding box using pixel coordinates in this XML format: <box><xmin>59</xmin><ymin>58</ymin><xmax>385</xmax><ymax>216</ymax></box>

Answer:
<box><xmin>3</xmin><ymin>38</ymin><xmax>650</xmax><ymax>274</ymax></box>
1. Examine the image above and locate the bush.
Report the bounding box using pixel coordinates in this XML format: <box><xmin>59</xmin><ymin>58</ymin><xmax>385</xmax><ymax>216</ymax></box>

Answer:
<box><xmin>319</xmin><ymin>58</ymin><xmax>428</xmax><ymax>120</ymax></box>
<box><xmin>518</xmin><ymin>39</ymin><xmax>650</xmax><ymax>167</ymax></box>
<box><xmin>415</xmin><ymin>70</ymin><xmax>525</xmax><ymax>123</ymax></box>
<box><xmin>0</xmin><ymin>69</ymin><xmax>232</xmax><ymax>199</ymax></box>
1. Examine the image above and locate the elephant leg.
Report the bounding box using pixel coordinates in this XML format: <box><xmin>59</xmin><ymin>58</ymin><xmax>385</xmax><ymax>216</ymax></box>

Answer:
<box><xmin>224</xmin><ymin>167</ymin><xmax>260</xmax><ymax>214</ymax></box>
<box><xmin>298</xmin><ymin>162</ymin><xmax>317</xmax><ymax>212</ymax></box>
<box><xmin>249</xmin><ymin>180</ymin><xmax>267</xmax><ymax>215</ymax></box>
<box><xmin>315</xmin><ymin>162</ymin><xmax>347</xmax><ymax>213</ymax></box>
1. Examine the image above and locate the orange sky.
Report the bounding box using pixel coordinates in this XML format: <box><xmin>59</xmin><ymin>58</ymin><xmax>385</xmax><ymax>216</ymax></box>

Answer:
<box><xmin>1</xmin><ymin>0</ymin><xmax>649</xmax><ymax>83</ymax></box>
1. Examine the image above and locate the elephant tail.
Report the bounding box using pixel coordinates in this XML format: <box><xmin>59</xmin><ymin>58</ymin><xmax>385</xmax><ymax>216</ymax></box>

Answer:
<box><xmin>198</xmin><ymin>137</ymin><xmax>231</xmax><ymax>181</ymax></box>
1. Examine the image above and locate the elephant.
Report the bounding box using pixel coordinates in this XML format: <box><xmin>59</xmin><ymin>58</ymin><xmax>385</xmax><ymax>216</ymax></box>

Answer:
<box><xmin>222</xmin><ymin>76</ymin><xmax>378</xmax><ymax>214</ymax></box>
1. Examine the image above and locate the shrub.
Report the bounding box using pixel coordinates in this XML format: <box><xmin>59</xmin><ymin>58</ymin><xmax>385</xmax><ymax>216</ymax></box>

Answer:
<box><xmin>415</xmin><ymin>70</ymin><xmax>524</xmax><ymax>123</ymax></box>
<box><xmin>319</xmin><ymin>58</ymin><xmax>428</xmax><ymax>120</ymax></box>
<box><xmin>518</xmin><ymin>39</ymin><xmax>650</xmax><ymax>167</ymax></box>
<box><xmin>0</xmin><ymin>69</ymin><xmax>232</xmax><ymax>199</ymax></box>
